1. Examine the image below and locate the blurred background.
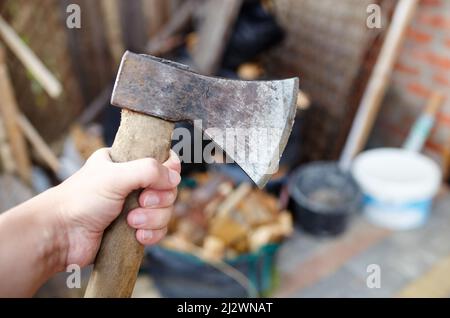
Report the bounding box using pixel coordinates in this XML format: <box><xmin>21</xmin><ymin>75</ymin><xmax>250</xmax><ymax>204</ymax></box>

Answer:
<box><xmin>0</xmin><ymin>0</ymin><xmax>450</xmax><ymax>298</ymax></box>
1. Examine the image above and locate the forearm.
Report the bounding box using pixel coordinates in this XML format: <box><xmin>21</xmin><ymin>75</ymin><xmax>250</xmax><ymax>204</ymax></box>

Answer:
<box><xmin>0</xmin><ymin>187</ymin><xmax>67</xmax><ymax>297</ymax></box>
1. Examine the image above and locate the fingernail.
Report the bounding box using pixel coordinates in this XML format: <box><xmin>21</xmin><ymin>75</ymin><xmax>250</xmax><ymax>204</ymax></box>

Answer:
<box><xmin>169</xmin><ymin>170</ymin><xmax>181</xmax><ymax>185</ymax></box>
<box><xmin>144</xmin><ymin>194</ymin><xmax>160</xmax><ymax>207</ymax></box>
<box><xmin>132</xmin><ymin>214</ymin><xmax>146</xmax><ymax>226</ymax></box>
<box><xmin>142</xmin><ymin>230</ymin><xmax>153</xmax><ymax>241</ymax></box>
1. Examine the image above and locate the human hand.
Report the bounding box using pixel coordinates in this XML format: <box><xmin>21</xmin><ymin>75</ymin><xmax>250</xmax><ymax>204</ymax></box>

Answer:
<box><xmin>54</xmin><ymin>148</ymin><xmax>181</xmax><ymax>268</ymax></box>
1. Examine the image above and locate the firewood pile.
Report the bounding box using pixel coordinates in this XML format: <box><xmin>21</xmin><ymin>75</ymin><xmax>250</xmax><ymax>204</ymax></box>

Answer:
<box><xmin>161</xmin><ymin>173</ymin><xmax>293</xmax><ymax>262</ymax></box>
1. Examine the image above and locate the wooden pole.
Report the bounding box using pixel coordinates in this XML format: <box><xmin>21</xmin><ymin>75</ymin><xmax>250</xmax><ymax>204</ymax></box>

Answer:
<box><xmin>0</xmin><ymin>45</ymin><xmax>31</xmax><ymax>183</ymax></box>
<box><xmin>0</xmin><ymin>115</ymin><xmax>16</xmax><ymax>174</ymax></box>
<box><xmin>0</xmin><ymin>15</ymin><xmax>62</xmax><ymax>98</ymax></box>
<box><xmin>100</xmin><ymin>0</ymin><xmax>125</xmax><ymax>66</ymax></box>
<box><xmin>339</xmin><ymin>0</ymin><xmax>419</xmax><ymax>170</ymax></box>
<box><xmin>192</xmin><ymin>0</ymin><xmax>242</xmax><ymax>75</ymax></box>
<box><xmin>16</xmin><ymin>113</ymin><xmax>60</xmax><ymax>174</ymax></box>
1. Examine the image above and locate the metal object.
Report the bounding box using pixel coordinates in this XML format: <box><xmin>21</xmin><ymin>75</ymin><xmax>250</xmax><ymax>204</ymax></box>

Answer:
<box><xmin>112</xmin><ymin>52</ymin><xmax>298</xmax><ymax>187</ymax></box>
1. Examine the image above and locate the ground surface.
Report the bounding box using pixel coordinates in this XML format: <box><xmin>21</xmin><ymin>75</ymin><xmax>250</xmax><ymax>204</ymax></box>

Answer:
<box><xmin>34</xmin><ymin>186</ymin><xmax>450</xmax><ymax>298</ymax></box>
<box><xmin>276</xmin><ymin>186</ymin><xmax>450</xmax><ymax>298</ymax></box>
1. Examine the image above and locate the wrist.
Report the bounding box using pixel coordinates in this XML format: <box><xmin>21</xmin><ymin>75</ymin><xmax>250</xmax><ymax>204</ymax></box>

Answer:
<box><xmin>35</xmin><ymin>186</ymin><xmax>70</xmax><ymax>274</ymax></box>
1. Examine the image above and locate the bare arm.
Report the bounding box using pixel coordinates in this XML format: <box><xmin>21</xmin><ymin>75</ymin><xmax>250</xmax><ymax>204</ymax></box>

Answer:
<box><xmin>0</xmin><ymin>188</ymin><xmax>66</xmax><ymax>297</ymax></box>
<box><xmin>0</xmin><ymin>148</ymin><xmax>180</xmax><ymax>297</ymax></box>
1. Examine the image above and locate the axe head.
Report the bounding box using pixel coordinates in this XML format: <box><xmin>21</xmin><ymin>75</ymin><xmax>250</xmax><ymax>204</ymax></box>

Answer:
<box><xmin>112</xmin><ymin>52</ymin><xmax>298</xmax><ymax>188</ymax></box>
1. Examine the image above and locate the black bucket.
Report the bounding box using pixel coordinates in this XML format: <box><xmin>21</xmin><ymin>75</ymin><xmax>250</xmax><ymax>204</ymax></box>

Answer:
<box><xmin>288</xmin><ymin>162</ymin><xmax>362</xmax><ymax>236</ymax></box>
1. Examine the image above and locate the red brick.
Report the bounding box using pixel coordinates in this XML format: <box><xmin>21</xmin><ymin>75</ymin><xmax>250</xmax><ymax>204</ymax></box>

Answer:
<box><xmin>421</xmin><ymin>0</ymin><xmax>442</xmax><ymax>6</ymax></box>
<box><xmin>425</xmin><ymin>139</ymin><xmax>445</xmax><ymax>154</ymax></box>
<box><xmin>407</xmin><ymin>82</ymin><xmax>434</xmax><ymax>98</ymax></box>
<box><xmin>412</xmin><ymin>51</ymin><xmax>450</xmax><ymax>69</ymax></box>
<box><xmin>385</xmin><ymin>119</ymin><xmax>446</xmax><ymax>154</ymax></box>
<box><xmin>434</xmin><ymin>73</ymin><xmax>450</xmax><ymax>87</ymax></box>
<box><xmin>406</xmin><ymin>27</ymin><xmax>433</xmax><ymax>44</ymax></box>
<box><xmin>437</xmin><ymin>112</ymin><xmax>450</xmax><ymax>126</ymax></box>
<box><xmin>428</xmin><ymin>53</ymin><xmax>450</xmax><ymax>69</ymax></box>
<box><xmin>395</xmin><ymin>61</ymin><xmax>420</xmax><ymax>75</ymax></box>
<box><xmin>418</xmin><ymin>13</ymin><xmax>450</xmax><ymax>29</ymax></box>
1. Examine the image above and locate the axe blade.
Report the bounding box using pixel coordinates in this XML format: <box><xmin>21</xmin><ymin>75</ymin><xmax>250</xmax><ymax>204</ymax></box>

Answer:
<box><xmin>112</xmin><ymin>52</ymin><xmax>298</xmax><ymax>188</ymax></box>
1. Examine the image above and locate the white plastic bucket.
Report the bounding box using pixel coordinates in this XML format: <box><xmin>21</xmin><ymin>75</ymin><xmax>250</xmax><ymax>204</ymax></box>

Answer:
<box><xmin>352</xmin><ymin>148</ymin><xmax>441</xmax><ymax>230</ymax></box>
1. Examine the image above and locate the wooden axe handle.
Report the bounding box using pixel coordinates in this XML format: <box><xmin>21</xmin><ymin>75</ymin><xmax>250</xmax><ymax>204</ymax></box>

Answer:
<box><xmin>84</xmin><ymin>109</ymin><xmax>174</xmax><ymax>298</ymax></box>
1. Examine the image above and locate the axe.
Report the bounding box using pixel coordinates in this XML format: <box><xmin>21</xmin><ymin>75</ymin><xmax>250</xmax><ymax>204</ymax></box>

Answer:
<box><xmin>84</xmin><ymin>51</ymin><xmax>298</xmax><ymax>297</ymax></box>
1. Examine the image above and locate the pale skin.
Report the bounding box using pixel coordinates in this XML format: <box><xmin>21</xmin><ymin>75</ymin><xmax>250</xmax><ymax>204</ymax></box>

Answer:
<box><xmin>0</xmin><ymin>148</ymin><xmax>181</xmax><ymax>297</ymax></box>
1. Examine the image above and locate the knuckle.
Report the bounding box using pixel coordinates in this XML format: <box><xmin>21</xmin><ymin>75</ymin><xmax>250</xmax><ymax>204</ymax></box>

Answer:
<box><xmin>144</xmin><ymin>159</ymin><xmax>160</xmax><ymax>181</ymax></box>
<box><xmin>158</xmin><ymin>228</ymin><xmax>168</xmax><ymax>239</ymax></box>
<box><xmin>165</xmin><ymin>190</ymin><xmax>176</xmax><ymax>205</ymax></box>
<box><xmin>155</xmin><ymin>208</ymin><xmax>172</xmax><ymax>228</ymax></box>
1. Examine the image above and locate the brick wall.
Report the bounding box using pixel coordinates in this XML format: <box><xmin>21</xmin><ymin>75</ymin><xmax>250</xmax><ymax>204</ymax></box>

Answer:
<box><xmin>372</xmin><ymin>0</ymin><xmax>450</xmax><ymax>167</ymax></box>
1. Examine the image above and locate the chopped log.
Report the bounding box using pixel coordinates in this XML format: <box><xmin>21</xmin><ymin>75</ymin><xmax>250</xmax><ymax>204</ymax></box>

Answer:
<box><xmin>201</xmin><ymin>236</ymin><xmax>226</xmax><ymax>262</ymax></box>
<box><xmin>216</xmin><ymin>182</ymin><xmax>251</xmax><ymax>218</ymax></box>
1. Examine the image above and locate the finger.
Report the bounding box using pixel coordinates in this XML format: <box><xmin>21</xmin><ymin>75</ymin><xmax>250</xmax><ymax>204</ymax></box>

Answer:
<box><xmin>163</xmin><ymin>150</ymin><xmax>181</xmax><ymax>173</ymax></box>
<box><xmin>138</xmin><ymin>188</ymin><xmax>177</xmax><ymax>208</ymax></box>
<box><xmin>127</xmin><ymin>206</ymin><xmax>173</xmax><ymax>230</ymax></box>
<box><xmin>113</xmin><ymin>157</ymin><xmax>181</xmax><ymax>193</ymax></box>
<box><xmin>136</xmin><ymin>228</ymin><xmax>168</xmax><ymax>246</ymax></box>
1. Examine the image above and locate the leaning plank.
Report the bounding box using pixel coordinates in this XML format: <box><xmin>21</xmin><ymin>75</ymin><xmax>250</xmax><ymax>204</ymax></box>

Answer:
<box><xmin>16</xmin><ymin>113</ymin><xmax>60</xmax><ymax>174</ymax></box>
<box><xmin>0</xmin><ymin>45</ymin><xmax>31</xmax><ymax>183</ymax></box>
<box><xmin>0</xmin><ymin>15</ymin><xmax>62</xmax><ymax>98</ymax></box>
<box><xmin>339</xmin><ymin>0</ymin><xmax>419</xmax><ymax>169</ymax></box>
<box><xmin>0</xmin><ymin>115</ymin><xmax>16</xmax><ymax>173</ymax></box>
<box><xmin>100</xmin><ymin>0</ymin><xmax>125</xmax><ymax>65</ymax></box>
<box><xmin>192</xmin><ymin>0</ymin><xmax>242</xmax><ymax>75</ymax></box>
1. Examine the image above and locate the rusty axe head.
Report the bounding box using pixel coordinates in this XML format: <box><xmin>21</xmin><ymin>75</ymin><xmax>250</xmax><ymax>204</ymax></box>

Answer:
<box><xmin>111</xmin><ymin>51</ymin><xmax>298</xmax><ymax>188</ymax></box>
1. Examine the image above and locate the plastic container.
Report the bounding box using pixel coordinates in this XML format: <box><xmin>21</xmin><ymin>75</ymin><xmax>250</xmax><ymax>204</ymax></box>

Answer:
<box><xmin>144</xmin><ymin>244</ymin><xmax>280</xmax><ymax>298</ymax></box>
<box><xmin>288</xmin><ymin>162</ymin><xmax>362</xmax><ymax>236</ymax></box>
<box><xmin>352</xmin><ymin>148</ymin><xmax>441</xmax><ymax>230</ymax></box>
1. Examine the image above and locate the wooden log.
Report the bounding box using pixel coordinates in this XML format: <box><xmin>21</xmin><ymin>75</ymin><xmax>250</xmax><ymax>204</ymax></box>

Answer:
<box><xmin>216</xmin><ymin>182</ymin><xmax>251</xmax><ymax>217</ymax></box>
